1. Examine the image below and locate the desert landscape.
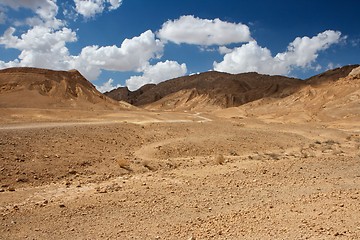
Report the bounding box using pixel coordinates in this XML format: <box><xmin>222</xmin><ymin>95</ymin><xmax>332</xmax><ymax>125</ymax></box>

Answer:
<box><xmin>0</xmin><ymin>66</ymin><xmax>360</xmax><ymax>239</ymax></box>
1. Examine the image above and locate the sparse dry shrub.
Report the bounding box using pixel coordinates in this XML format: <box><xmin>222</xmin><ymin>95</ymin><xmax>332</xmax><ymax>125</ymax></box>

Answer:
<box><xmin>116</xmin><ymin>159</ymin><xmax>132</xmax><ymax>171</ymax></box>
<box><xmin>266</xmin><ymin>152</ymin><xmax>280</xmax><ymax>160</ymax></box>
<box><xmin>142</xmin><ymin>160</ymin><xmax>156</xmax><ymax>171</ymax></box>
<box><xmin>324</xmin><ymin>139</ymin><xmax>338</xmax><ymax>145</ymax></box>
<box><xmin>215</xmin><ymin>154</ymin><xmax>225</xmax><ymax>165</ymax></box>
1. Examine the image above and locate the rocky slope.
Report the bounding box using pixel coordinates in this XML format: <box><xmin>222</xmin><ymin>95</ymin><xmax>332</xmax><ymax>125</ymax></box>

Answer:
<box><xmin>106</xmin><ymin>65</ymin><xmax>359</xmax><ymax>111</ymax></box>
<box><xmin>0</xmin><ymin>67</ymin><xmax>131</xmax><ymax>110</ymax></box>
<box><xmin>106</xmin><ymin>71</ymin><xmax>303</xmax><ymax>110</ymax></box>
<box><xmin>215</xmin><ymin>65</ymin><xmax>360</xmax><ymax>123</ymax></box>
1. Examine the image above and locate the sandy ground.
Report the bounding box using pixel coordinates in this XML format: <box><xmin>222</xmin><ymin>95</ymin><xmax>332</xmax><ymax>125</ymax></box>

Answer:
<box><xmin>1</xmin><ymin>109</ymin><xmax>360</xmax><ymax>239</ymax></box>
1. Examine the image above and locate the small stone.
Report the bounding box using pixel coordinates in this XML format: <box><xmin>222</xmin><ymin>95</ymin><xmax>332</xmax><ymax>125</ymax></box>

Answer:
<box><xmin>97</xmin><ymin>188</ymin><xmax>107</xmax><ymax>193</ymax></box>
<box><xmin>68</xmin><ymin>170</ymin><xmax>77</xmax><ymax>175</ymax></box>
<box><xmin>16</xmin><ymin>178</ymin><xmax>28</xmax><ymax>183</ymax></box>
<box><xmin>59</xmin><ymin>204</ymin><xmax>66</xmax><ymax>208</ymax></box>
<box><xmin>8</xmin><ymin>187</ymin><xmax>15</xmax><ymax>192</ymax></box>
<box><xmin>0</xmin><ymin>188</ymin><xmax>4</xmax><ymax>192</ymax></box>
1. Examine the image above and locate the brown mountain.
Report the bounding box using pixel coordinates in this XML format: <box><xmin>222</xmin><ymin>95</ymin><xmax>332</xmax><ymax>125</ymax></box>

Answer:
<box><xmin>0</xmin><ymin>67</ymin><xmax>131</xmax><ymax>110</ymax></box>
<box><xmin>214</xmin><ymin>65</ymin><xmax>360</xmax><ymax>123</ymax></box>
<box><xmin>105</xmin><ymin>83</ymin><xmax>156</xmax><ymax>105</ymax></box>
<box><xmin>106</xmin><ymin>71</ymin><xmax>304</xmax><ymax>110</ymax></box>
<box><xmin>106</xmin><ymin>65</ymin><xmax>359</xmax><ymax>111</ymax></box>
<box><xmin>305</xmin><ymin>64</ymin><xmax>359</xmax><ymax>85</ymax></box>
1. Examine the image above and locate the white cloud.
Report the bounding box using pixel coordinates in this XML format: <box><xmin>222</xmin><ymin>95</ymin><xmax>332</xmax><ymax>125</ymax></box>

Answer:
<box><xmin>0</xmin><ymin>8</ymin><xmax>6</xmax><ymax>24</ymax></box>
<box><xmin>126</xmin><ymin>60</ymin><xmax>187</xmax><ymax>91</ymax></box>
<box><xmin>0</xmin><ymin>26</ymin><xmax>77</xmax><ymax>69</ymax></box>
<box><xmin>214</xmin><ymin>30</ymin><xmax>343</xmax><ymax>75</ymax></box>
<box><xmin>0</xmin><ymin>26</ymin><xmax>76</xmax><ymax>51</ymax></box>
<box><xmin>0</xmin><ymin>0</ymin><xmax>61</xmax><ymax>28</ymax></box>
<box><xmin>74</xmin><ymin>0</ymin><xmax>122</xmax><ymax>18</ymax></box>
<box><xmin>74</xmin><ymin>0</ymin><xmax>104</xmax><ymax>18</ymax></box>
<box><xmin>157</xmin><ymin>15</ymin><xmax>251</xmax><ymax>46</ymax></box>
<box><xmin>275</xmin><ymin>30</ymin><xmax>343</xmax><ymax>68</ymax></box>
<box><xmin>71</xmin><ymin>30</ymin><xmax>164</xmax><ymax>80</ymax></box>
<box><xmin>350</xmin><ymin>38</ymin><xmax>360</xmax><ymax>47</ymax></box>
<box><xmin>218</xmin><ymin>46</ymin><xmax>233</xmax><ymax>54</ymax></box>
<box><xmin>214</xmin><ymin>41</ymin><xmax>288</xmax><ymax>75</ymax></box>
<box><xmin>108</xmin><ymin>0</ymin><xmax>122</xmax><ymax>10</ymax></box>
<box><xmin>0</xmin><ymin>0</ymin><xmax>58</xmax><ymax>20</ymax></box>
<box><xmin>326</xmin><ymin>62</ymin><xmax>341</xmax><ymax>70</ymax></box>
<box><xmin>315</xmin><ymin>64</ymin><xmax>322</xmax><ymax>72</ymax></box>
<box><xmin>95</xmin><ymin>78</ymin><xmax>122</xmax><ymax>93</ymax></box>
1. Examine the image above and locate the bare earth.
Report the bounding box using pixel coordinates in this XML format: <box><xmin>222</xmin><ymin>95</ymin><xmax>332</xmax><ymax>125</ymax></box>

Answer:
<box><xmin>0</xmin><ymin>109</ymin><xmax>359</xmax><ymax>240</ymax></box>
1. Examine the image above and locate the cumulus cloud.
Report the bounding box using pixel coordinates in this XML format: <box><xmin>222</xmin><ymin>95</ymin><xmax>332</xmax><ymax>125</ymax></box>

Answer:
<box><xmin>0</xmin><ymin>0</ymin><xmax>58</xmax><ymax>20</ymax></box>
<box><xmin>218</xmin><ymin>46</ymin><xmax>233</xmax><ymax>54</ymax></box>
<box><xmin>214</xmin><ymin>41</ymin><xmax>285</xmax><ymax>74</ymax></box>
<box><xmin>276</xmin><ymin>30</ymin><xmax>343</xmax><ymax>68</ymax></box>
<box><xmin>126</xmin><ymin>60</ymin><xmax>187</xmax><ymax>91</ymax></box>
<box><xmin>108</xmin><ymin>0</ymin><xmax>122</xmax><ymax>10</ymax></box>
<box><xmin>71</xmin><ymin>30</ymin><xmax>164</xmax><ymax>80</ymax></box>
<box><xmin>157</xmin><ymin>15</ymin><xmax>251</xmax><ymax>46</ymax></box>
<box><xmin>214</xmin><ymin>30</ymin><xmax>343</xmax><ymax>75</ymax></box>
<box><xmin>0</xmin><ymin>0</ymin><xmax>61</xmax><ymax>28</ymax></box>
<box><xmin>0</xmin><ymin>26</ymin><xmax>77</xmax><ymax>69</ymax></box>
<box><xmin>74</xmin><ymin>0</ymin><xmax>122</xmax><ymax>18</ymax></box>
<box><xmin>74</xmin><ymin>0</ymin><xmax>104</xmax><ymax>18</ymax></box>
<box><xmin>95</xmin><ymin>78</ymin><xmax>122</xmax><ymax>93</ymax></box>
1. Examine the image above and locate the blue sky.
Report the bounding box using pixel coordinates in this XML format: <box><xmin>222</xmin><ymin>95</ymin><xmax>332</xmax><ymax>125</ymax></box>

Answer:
<box><xmin>0</xmin><ymin>0</ymin><xmax>359</xmax><ymax>92</ymax></box>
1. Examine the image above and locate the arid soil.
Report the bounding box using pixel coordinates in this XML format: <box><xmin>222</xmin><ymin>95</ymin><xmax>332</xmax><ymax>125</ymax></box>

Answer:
<box><xmin>1</xmin><ymin>110</ymin><xmax>359</xmax><ymax>239</ymax></box>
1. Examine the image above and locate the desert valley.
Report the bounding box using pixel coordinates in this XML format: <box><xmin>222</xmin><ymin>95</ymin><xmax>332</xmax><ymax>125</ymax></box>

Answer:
<box><xmin>0</xmin><ymin>65</ymin><xmax>360</xmax><ymax>239</ymax></box>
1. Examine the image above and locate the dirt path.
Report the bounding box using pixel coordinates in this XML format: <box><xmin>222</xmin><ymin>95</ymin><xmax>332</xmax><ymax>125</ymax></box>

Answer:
<box><xmin>0</xmin><ymin>112</ymin><xmax>212</xmax><ymax>130</ymax></box>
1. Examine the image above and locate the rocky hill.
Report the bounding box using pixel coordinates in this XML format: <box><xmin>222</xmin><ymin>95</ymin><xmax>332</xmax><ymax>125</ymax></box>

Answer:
<box><xmin>214</xmin><ymin>65</ymin><xmax>360</xmax><ymax>123</ymax></box>
<box><xmin>0</xmin><ymin>67</ymin><xmax>131</xmax><ymax>110</ymax></box>
<box><xmin>106</xmin><ymin>71</ymin><xmax>304</xmax><ymax>110</ymax></box>
<box><xmin>106</xmin><ymin>65</ymin><xmax>359</xmax><ymax>112</ymax></box>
